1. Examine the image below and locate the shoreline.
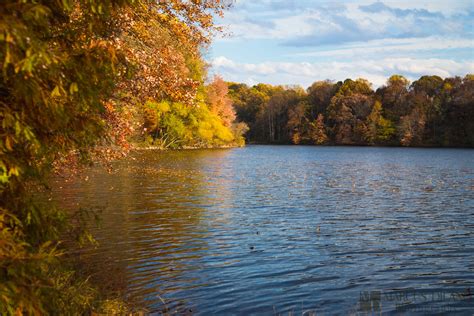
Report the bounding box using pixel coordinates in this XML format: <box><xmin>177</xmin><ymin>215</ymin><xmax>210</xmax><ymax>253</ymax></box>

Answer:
<box><xmin>132</xmin><ymin>143</ymin><xmax>474</xmax><ymax>150</ymax></box>
<box><xmin>132</xmin><ymin>144</ymin><xmax>243</xmax><ymax>151</ymax></box>
<box><xmin>244</xmin><ymin>143</ymin><xmax>474</xmax><ymax>149</ymax></box>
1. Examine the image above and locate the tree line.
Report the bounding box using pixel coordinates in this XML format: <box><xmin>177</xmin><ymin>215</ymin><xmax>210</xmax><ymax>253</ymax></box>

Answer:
<box><xmin>228</xmin><ymin>75</ymin><xmax>474</xmax><ymax>147</ymax></box>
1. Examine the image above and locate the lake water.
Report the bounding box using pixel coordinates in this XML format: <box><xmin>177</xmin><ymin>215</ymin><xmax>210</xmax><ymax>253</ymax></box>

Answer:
<box><xmin>56</xmin><ymin>146</ymin><xmax>474</xmax><ymax>314</ymax></box>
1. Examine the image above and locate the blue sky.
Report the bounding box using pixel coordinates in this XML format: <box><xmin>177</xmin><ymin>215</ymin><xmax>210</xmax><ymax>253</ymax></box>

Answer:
<box><xmin>209</xmin><ymin>0</ymin><xmax>474</xmax><ymax>87</ymax></box>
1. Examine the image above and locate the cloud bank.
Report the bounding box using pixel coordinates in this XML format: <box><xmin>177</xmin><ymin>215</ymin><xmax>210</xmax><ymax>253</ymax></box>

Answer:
<box><xmin>210</xmin><ymin>0</ymin><xmax>474</xmax><ymax>87</ymax></box>
<box><xmin>212</xmin><ymin>56</ymin><xmax>474</xmax><ymax>88</ymax></box>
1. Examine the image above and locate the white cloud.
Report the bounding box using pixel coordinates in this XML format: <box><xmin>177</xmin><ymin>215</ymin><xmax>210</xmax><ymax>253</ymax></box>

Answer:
<box><xmin>211</xmin><ymin>56</ymin><xmax>474</xmax><ymax>87</ymax></box>
<box><xmin>359</xmin><ymin>0</ymin><xmax>473</xmax><ymax>15</ymax></box>
<box><xmin>292</xmin><ymin>36</ymin><xmax>474</xmax><ymax>59</ymax></box>
<box><xmin>211</xmin><ymin>1</ymin><xmax>473</xmax><ymax>87</ymax></box>
<box><xmin>218</xmin><ymin>9</ymin><xmax>320</xmax><ymax>40</ymax></box>
<box><xmin>217</xmin><ymin>1</ymin><xmax>473</xmax><ymax>45</ymax></box>
<box><xmin>212</xmin><ymin>56</ymin><xmax>236</xmax><ymax>68</ymax></box>
<box><xmin>232</xmin><ymin>0</ymin><xmax>472</xmax><ymax>16</ymax></box>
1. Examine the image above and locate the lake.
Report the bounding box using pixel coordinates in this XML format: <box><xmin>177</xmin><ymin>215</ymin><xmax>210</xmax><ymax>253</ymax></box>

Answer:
<box><xmin>56</xmin><ymin>146</ymin><xmax>474</xmax><ymax>314</ymax></box>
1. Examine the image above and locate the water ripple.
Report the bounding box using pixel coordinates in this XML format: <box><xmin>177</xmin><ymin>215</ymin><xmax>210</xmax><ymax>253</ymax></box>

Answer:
<box><xmin>55</xmin><ymin>146</ymin><xmax>474</xmax><ymax>314</ymax></box>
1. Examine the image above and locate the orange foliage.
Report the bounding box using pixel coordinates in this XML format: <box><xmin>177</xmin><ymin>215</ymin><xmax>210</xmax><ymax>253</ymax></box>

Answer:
<box><xmin>206</xmin><ymin>76</ymin><xmax>236</xmax><ymax>127</ymax></box>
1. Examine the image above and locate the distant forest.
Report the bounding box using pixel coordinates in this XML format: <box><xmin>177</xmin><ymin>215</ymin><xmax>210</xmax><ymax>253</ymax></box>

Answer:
<box><xmin>227</xmin><ymin>75</ymin><xmax>474</xmax><ymax>147</ymax></box>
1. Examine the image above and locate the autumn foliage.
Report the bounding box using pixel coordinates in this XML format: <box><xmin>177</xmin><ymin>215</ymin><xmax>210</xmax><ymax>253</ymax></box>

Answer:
<box><xmin>228</xmin><ymin>75</ymin><xmax>474</xmax><ymax>147</ymax></box>
<box><xmin>0</xmin><ymin>0</ymin><xmax>239</xmax><ymax>314</ymax></box>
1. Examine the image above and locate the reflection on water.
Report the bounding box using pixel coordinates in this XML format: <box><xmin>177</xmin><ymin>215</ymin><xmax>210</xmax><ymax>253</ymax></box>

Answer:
<box><xmin>55</xmin><ymin>146</ymin><xmax>474</xmax><ymax>314</ymax></box>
